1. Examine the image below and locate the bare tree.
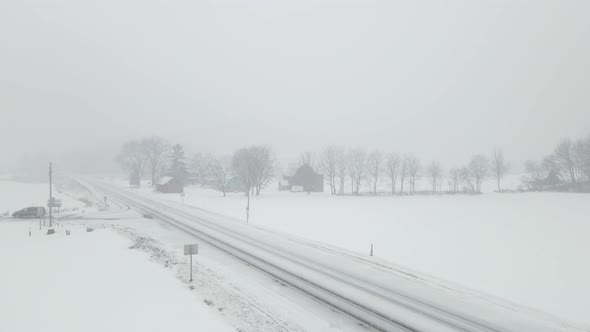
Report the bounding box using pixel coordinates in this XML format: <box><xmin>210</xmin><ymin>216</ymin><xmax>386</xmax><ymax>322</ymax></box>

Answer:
<box><xmin>459</xmin><ymin>166</ymin><xmax>475</xmax><ymax>192</ymax></box>
<box><xmin>467</xmin><ymin>155</ymin><xmax>488</xmax><ymax>193</ymax></box>
<box><xmin>191</xmin><ymin>153</ymin><xmax>213</xmax><ymax>187</ymax></box>
<box><xmin>346</xmin><ymin>149</ymin><xmax>356</xmax><ymax>194</ymax></box>
<box><xmin>256</xmin><ymin>146</ymin><xmax>276</xmax><ymax>195</ymax></box>
<box><xmin>427</xmin><ymin>161</ymin><xmax>442</xmax><ymax>193</ymax></box>
<box><xmin>347</xmin><ymin>148</ymin><xmax>367</xmax><ymax>195</ymax></box>
<box><xmin>142</xmin><ymin>136</ymin><xmax>169</xmax><ymax>186</ymax></box>
<box><xmin>522</xmin><ymin>160</ymin><xmax>547</xmax><ymax>190</ymax></box>
<box><xmin>367</xmin><ymin>150</ymin><xmax>383</xmax><ymax>194</ymax></box>
<box><xmin>299</xmin><ymin>151</ymin><xmax>318</xmax><ymax>172</ymax></box>
<box><xmin>232</xmin><ymin>148</ymin><xmax>253</xmax><ymax>195</ymax></box>
<box><xmin>520</xmin><ymin>134</ymin><xmax>590</xmax><ymax>191</ymax></box>
<box><xmin>319</xmin><ymin>147</ymin><xmax>339</xmax><ymax>195</ymax></box>
<box><xmin>115</xmin><ymin>140</ymin><xmax>147</xmax><ymax>185</ymax></box>
<box><xmin>549</xmin><ymin>154</ymin><xmax>570</xmax><ymax>183</ymax></box>
<box><xmin>230</xmin><ymin>146</ymin><xmax>275</xmax><ymax>221</ymax></box>
<box><xmin>574</xmin><ymin>135</ymin><xmax>590</xmax><ymax>180</ymax></box>
<box><xmin>233</xmin><ymin>146</ymin><xmax>275</xmax><ymax>196</ymax></box>
<box><xmin>405</xmin><ymin>154</ymin><xmax>420</xmax><ymax>193</ymax></box>
<box><xmin>553</xmin><ymin>138</ymin><xmax>580</xmax><ymax>184</ymax></box>
<box><xmin>448</xmin><ymin>167</ymin><xmax>461</xmax><ymax>193</ymax></box>
<box><xmin>209</xmin><ymin>156</ymin><xmax>232</xmax><ymax>197</ymax></box>
<box><xmin>335</xmin><ymin>148</ymin><xmax>347</xmax><ymax>195</ymax></box>
<box><xmin>231</xmin><ymin>148</ymin><xmax>255</xmax><ymax>222</ymax></box>
<box><xmin>492</xmin><ymin>148</ymin><xmax>510</xmax><ymax>192</ymax></box>
<box><xmin>385</xmin><ymin>152</ymin><xmax>401</xmax><ymax>194</ymax></box>
<box><xmin>399</xmin><ymin>159</ymin><xmax>408</xmax><ymax>193</ymax></box>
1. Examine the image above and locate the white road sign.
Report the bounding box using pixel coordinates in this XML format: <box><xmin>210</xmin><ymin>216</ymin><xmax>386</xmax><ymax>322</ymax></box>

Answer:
<box><xmin>184</xmin><ymin>244</ymin><xmax>198</xmax><ymax>255</ymax></box>
<box><xmin>47</xmin><ymin>198</ymin><xmax>62</xmax><ymax>208</ymax></box>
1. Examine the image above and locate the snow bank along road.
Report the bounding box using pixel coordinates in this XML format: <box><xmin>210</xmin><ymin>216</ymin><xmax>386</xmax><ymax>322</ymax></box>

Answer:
<box><xmin>90</xmin><ymin>180</ymin><xmax>581</xmax><ymax>332</ymax></box>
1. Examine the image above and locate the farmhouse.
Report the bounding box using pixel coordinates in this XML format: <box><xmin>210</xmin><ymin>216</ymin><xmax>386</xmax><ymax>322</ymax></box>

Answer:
<box><xmin>280</xmin><ymin>164</ymin><xmax>324</xmax><ymax>192</ymax></box>
<box><xmin>156</xmin><ymin>176</ymin><xmax>184</xmax><ymax>194</ymax></box>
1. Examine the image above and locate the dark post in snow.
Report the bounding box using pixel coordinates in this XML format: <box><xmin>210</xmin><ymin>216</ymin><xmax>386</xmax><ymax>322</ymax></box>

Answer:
<box><xmin>246</xmin><ymin>164</ymin><xmax>251</xmax><ymax>224</ymax></box>
<box><xmin>370</xmin><ymin>243</ymin><xmax>374</xmax><ymax>257</ymax></box>
<box><xmin>246</xmin><ymin>188</ymin><xmax>250</xmax><ymax>224</ymax></box>
<box><xmin>48</xmin><ymin>162</ymin><xmax>53</xmax><ymax>228</ymax></box>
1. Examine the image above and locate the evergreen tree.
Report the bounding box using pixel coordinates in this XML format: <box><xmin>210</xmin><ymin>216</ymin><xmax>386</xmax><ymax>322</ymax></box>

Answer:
<box><xmin>168</xmin><ymin>144</ymin><xmax>188</xmax><ymax>185</ymax></box>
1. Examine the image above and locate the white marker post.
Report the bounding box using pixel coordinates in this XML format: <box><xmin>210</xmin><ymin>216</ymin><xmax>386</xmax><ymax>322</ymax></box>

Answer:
<box><xmin>184</xmin><ymin>244</ymin><xmax>198</xmax><ymax>282</ymax></box>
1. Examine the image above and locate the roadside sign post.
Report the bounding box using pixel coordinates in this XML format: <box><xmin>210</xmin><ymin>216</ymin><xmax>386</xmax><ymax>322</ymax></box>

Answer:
<box><xmin>47</xmin><ymin>198</ymin><xmax>62</xmax><ymax>210</ymax></box>
<box><xmin>180</xmin><ymin>191</ymin><xmax>185</xmax><ymax>205</ymax></box>
<box><xmin>48</xmin><ymin>162</ymin><xmax>52</xmax><ymax>227</ymax></box>
<box><xmin>184</xmin><ymin>244</ymin><xmax>198</xmax><ymax>282</ymax></box>
<box><xmin>47</xmin><ymin>163</ymin><xmax>62</xmax><ymax>222</ymax></box>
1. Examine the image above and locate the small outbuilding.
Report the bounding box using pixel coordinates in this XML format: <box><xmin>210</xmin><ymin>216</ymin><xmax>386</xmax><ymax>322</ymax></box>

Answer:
<box><xmin>282</xmin><ymin>164</ymin><xmax>324</xmax><ymax>192</ymax></box>
<box><xmin>226</xmin><ymin>176</ymin><xmax>245</xmax><ymax>193</ymax></box>
<box><xmin>278</xmin><ymin>178</ymin><xmax>290</xmax><ymax>191</ymax></box>
<box><xmin>156</xmin><ymin>176</ymin><xmax>184</xmax><ymax>194</ymax></box>
<box><xmin>129</xmin><ymin>172</ymin><xmax>140</xmax><ymax>187</ymax></box>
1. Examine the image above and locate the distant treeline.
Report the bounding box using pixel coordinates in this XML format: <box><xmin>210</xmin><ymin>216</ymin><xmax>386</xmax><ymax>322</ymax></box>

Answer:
<box><xmin>114</xmin><ymin>137</ymin><xmax>275</xmax><ymax>197</ymax></box>
<box><xmin>522</xmin><ymin>135</ymin><xmax>590</xmax><ymax>192</ymax></box>
<box><xmin>294</xmin><ymin>149</ymin><xmax>504</xmax><ymax>195</ymax></box>
<box><xmin>115</xmin><ymin>133</ymin><xmax>590</xmax><ymax>197</ymax></box>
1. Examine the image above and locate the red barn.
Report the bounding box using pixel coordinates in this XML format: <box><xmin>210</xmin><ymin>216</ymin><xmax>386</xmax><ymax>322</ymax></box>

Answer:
<box><xmin>283</xmin><ymin>164</ymin><xmax>324</xmax><ymax>192</ymax></box>
<box><xmin>156</xmin><ymin>176</ymin><xmax>184</xmax><ymax>194</ymax></box>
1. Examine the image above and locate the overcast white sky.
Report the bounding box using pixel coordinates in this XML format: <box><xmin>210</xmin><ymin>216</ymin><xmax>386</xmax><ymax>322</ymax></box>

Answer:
<box><xmin>1</xmin><ymin>0</ymin><xmax>589</xmax><ymax>173</ymax></box>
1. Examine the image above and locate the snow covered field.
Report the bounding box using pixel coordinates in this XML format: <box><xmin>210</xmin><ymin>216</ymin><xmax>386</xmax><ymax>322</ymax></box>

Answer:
<box><xmin>0</xmin><ymin>180</ymin><xmax>87</xmax><ymax>216</ymax></box>
<box><xmin>141</xmin><ymin>183</ymin><xmax>590</xmax><ymax>328</ymax></box>
<box><xmin>0</xmin><ymin>181</ymin><xmax>234</xmax><ymax>332</ymax></box>
<box><xmin>3</xmin><ymin>178</ymin><xmax>589</xmax><ymax>330</ymax></box>
<box><xmin>1</xmin><ymin>180</ymin><xmax>367</xmax><ymax>332</ymax></box>
<box><xmin>0</xmin><ymin>222</ymin><xmax>233</xmax><ymax>332</ymax></box>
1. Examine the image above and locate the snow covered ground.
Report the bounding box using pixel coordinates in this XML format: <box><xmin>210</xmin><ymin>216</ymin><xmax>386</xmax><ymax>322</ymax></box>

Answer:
<box><xmin>3</xmin><ymin>177</ymin><xmax>589</xmax><ymax>330</ymax></box>
<box><xmin>0</xmin><ymin>180</ymin><xmax>366</xmax><ymax>332</ymax></box>
<box><xmin>0</xmin><ymin>180</ymin><xmax>232</xmax><ymax>332</ymax></box>
<box><xmin>137</xmin><ymin>181</ymin><xmax>590</xmax><ymax>328</ymax></box>
<box><xmin>0</xmin><ymin>221</ymin><xmax>234</xmax><ymax>332</ymax></box>
<box><xmin>0</xmin><ymin>180</ymin><xmax>87</xmax><ymax>216</ymax></box>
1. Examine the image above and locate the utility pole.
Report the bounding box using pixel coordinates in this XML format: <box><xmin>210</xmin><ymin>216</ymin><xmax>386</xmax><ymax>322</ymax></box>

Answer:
<box><xmin>49</xmin><ymin>162</ymin><xmax>53</xmax><ymax>228</ymax></box>
<box><xmin>246</xmin><ymin>164</ymin><xmax>251</xmax><ymax>224</ymax></box>
<box><xmin>246</xmin><ymin>189</ymin><xmax>250</xmax><ymax>224</ymax></box>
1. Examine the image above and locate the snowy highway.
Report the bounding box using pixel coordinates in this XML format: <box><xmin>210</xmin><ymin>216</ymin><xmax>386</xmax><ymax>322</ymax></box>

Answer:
<box><xmin>88</xmin><ymin>180</ymin><xmax>581</xmax><ymax>332</ymax></box>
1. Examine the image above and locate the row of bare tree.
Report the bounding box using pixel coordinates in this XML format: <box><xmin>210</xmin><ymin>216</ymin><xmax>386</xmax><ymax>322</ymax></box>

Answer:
<box><xmin>302</xmin><ymin>148</ymin><xmax>510</xmax><ymax>195</ymax></box>
<box><xmin>116</xmin><ymin>138</ymin><xmax>277</xmax><ymax>196</ymax></box>
<box><xmin>116</xmin><ymin>138</ymin><xmax>514</xmax><ymax>196</ymax></box>
<box><xmin>114</xmin><ymin>137</ymin><xmax>172</xmax><ymax>185</ymax></box>
<box><xmin>187</xmin><ymin>146</ymin><xmax>276</xmax><ymax>196</ymax></box>
<box><xmin>523</xmin><ymin>135</ymin><xmax>590</xmax><ymax>190</ymax></box>
<box><xmin>116</xmin><ymin>134</ymin><xmax>590</xmax><ymax>196</ymax></box>
<box><xmin>231</xmin><ymin>146</ymin><xmax>276</xmax><ymax>196</ymax></box>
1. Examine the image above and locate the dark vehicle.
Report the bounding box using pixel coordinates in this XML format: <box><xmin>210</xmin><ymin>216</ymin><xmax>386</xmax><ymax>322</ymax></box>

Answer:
<box><xmin>12</xmin><ymin>207</ymin><xmax>46</xmax><ymax>219</ymax></box>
